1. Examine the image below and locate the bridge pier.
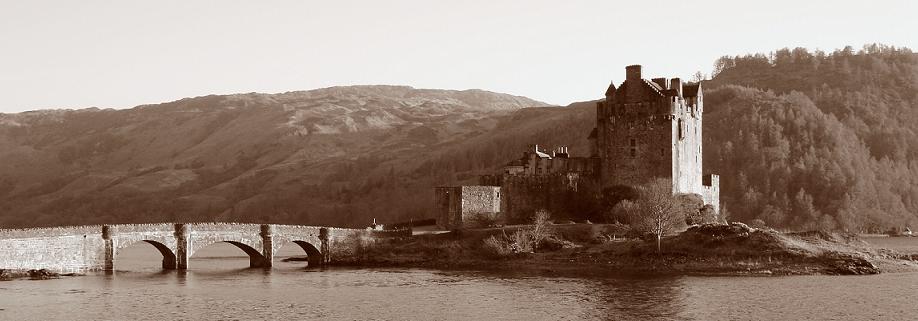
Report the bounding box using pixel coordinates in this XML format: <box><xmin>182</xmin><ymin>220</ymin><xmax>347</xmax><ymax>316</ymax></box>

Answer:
<box><xmin>260</xmin><ymin>224</ymin><xmax>274</xmax><ymax>268</ymax></box>
<box><xmin>175</xmin><ymin>224</ymin><xmax>189</xmax><ymax>270</ymax></box>
<box><xmin>102</xmin><ymin>225</ymin><xmax>114</xmax><ymax>271</ymax></box>
<box><xmin>320</xmin><ymin>228</ymin><xmax>329</xmax><ymax>265</ymax></box>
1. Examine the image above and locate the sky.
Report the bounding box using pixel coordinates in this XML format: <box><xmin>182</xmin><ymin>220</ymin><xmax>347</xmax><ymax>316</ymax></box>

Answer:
<box><xmin>1</xmin><ymin>0</ymin><xmax>916</xmax><ymax>113</ymax></box>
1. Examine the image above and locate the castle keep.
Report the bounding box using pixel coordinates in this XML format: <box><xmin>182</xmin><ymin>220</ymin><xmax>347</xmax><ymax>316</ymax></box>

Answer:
<box><xmin>436</xmin><ymin>65</ymin><xmax>719</xmax><ymax>229</ymax></box>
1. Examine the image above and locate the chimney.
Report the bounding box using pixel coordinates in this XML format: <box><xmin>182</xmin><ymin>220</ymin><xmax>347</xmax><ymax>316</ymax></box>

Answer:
<box><xmin>671</xmin><ymin>78</ymin><xmax>683</xmax><ymax>96</ymax></box>
<box><xmin>626</xmin><ymin>65</ymin><xmax>642</xmax><ymax>82</ymax></box>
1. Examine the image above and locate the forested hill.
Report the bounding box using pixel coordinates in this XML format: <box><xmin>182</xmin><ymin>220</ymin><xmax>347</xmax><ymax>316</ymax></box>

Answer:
<box><xmin>1</xmin><ymin>45</ymin><xmax>916</xmax><ymax>232</ymax></box>
<box><xmin>703</xmin><ymin>44</ymin><xmax>918</xmax><ymax>232</ymax></box>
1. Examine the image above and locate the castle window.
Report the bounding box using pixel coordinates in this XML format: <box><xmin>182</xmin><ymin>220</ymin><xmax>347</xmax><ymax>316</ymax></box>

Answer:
<box><xmin>660</xmin><ymin>149</ymin><xmax>665</xmax><ymax>157</ymax></box>
<box><xmin>629</xmin><ymin>138</ymin><xmax>637</xmax><ymax>157</ymax></box>
<box><xmin>678</xmin><ymin>119</ymin><xmax>685</xmax><ymax>140</ymax></box>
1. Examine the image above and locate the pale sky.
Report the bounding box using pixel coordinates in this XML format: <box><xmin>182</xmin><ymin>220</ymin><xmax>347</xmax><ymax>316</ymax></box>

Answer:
<box><xmin>1</xmin><ymin>0</ymin><xmax>915</xmax><ymax>112</ymax></box>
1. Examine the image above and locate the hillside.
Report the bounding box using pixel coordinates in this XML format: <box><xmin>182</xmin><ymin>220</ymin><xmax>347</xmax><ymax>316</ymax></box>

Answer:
<box><xmin>2</xmin><ymin>44</ymin><xmax>917</xmax><ymax>233</ymax></box>
<box><xmin>704</xmin><ymin>44</ymin><xmax>918</xmax><ymax>232</ymax></box>
<box><xmin>0</xmin><ymin>86</ymin><xmax>556</xmax><ymax>227</ymax></box>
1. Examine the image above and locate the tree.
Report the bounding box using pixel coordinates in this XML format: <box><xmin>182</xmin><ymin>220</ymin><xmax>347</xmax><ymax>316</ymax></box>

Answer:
<box><xmin>691</xmin><ymin>71</ymin><xmax>707</xmax><ymax>82</ymax></box>
<box><xmin>601</xmin><ymin>185</ymin><xmax>640</xmax><ymax>223</ymax></box>
<box><xmin>619</xmin><ymin>179</ymin><xmax>684</xmax><ymax>253</ymax></box>
<box><xmin>677</xmin><ymin>193</ymin><xmax>705</xmax><ymax>225</ymax></box>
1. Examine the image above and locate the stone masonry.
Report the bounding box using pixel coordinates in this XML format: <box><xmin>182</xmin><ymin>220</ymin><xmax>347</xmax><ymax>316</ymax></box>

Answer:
<box><xmin>0</xmin><ymin>223</ymin><xmax>408</xmax><ymax>273</ymax></box>
<box><xmin>435</xmin><ymin>186</ymin><xmax>501</xmax><ymax>229</ymax></box>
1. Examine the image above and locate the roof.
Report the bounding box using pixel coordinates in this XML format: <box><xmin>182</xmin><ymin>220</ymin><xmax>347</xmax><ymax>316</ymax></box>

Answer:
<box><xmin>605</xmin><ymin>82</ymin><xmax>616</xmax><ymax>96</ymax></box>
<box><xmin>534</xmin><ymin>150</ymin><xmax>552</xmax><ymax>158</ymax></box>
<box><xmin>683</xmin><ymin>83</ymin><xmax>701</xmax><ymax>97</ymax></box>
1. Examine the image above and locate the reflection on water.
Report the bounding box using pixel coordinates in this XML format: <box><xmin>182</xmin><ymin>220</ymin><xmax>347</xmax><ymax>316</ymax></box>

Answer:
<box><xmin>2</xmin><ymin>241</ymin><xmax>918</xmax><ymax>320</ymax></box>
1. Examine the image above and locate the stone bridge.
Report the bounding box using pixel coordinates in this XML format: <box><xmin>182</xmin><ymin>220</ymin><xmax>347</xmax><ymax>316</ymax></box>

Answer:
<box><xmin>0</xmin><ymin>223</ymin><xmax>407</xmax><ymax>273</ymax></box>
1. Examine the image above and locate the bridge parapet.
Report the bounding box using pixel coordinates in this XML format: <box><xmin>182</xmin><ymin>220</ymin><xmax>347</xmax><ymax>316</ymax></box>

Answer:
<box><xmin>0</xmin><ymin>223</ymin><xmax>406</xmax><ymax>273</ymax></box>
<box><xmin>0</xmin><ymin>225</ymin><xmax>106</xmax><ymax>239</ymax></box>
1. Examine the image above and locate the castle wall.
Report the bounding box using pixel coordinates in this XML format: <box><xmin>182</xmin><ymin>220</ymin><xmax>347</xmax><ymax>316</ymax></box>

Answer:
<box><xmin>435</xmin><ymin>186</ymin><xmax>501</xmax><ymax>229</ymax></box>
<box><xmin>501</xmin><ymin>173</ymin><xmax>599</xmax><ymax>224</ymax></box>
<box><xmin>435</xmin><ymin>187</ymin><xmax>461</xmax><ymax>230</ymax></box>
<box><xmin>597</xmin><ymin>98</ymin><xmax>674</xmax><ymax>189</ymax></box>
<box><xmin>673</xmin><ymin>97</ymin><xmax>704</xmax><ymax>196</ymax></box>
<box><xmin>702</xmin><ymin>174</ymin><xmax>721</xmax><ymax>213</ymax></box>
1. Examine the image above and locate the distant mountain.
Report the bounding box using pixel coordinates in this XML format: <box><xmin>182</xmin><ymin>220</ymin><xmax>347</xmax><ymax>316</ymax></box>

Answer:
<box><xmin>0</xmin><ymin>86</ymin><xmax>553</xmax><ymax>227</ymax></box>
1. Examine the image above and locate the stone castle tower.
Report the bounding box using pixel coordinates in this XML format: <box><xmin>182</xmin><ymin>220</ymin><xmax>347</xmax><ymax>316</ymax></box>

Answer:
<box><xmin>593</xmin><ymin>65</ymin><xmax>717</xmax><ymax>204</ymax></box>
<box><xmin>436</xmin><ymin>65</ymin><xmax>719</xmax><ymax>229</ymax></box>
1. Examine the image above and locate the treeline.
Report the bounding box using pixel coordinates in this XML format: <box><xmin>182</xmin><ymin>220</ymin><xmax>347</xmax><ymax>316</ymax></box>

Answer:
<box><xmin>2</xmin><ymin>45</ymin><xmax>916</xmax><ymax>233</ymax></box>
<box><xmin>705</xmin><ymin>44</ymin><xmax>918</xmax><ymax>232</ymax></box>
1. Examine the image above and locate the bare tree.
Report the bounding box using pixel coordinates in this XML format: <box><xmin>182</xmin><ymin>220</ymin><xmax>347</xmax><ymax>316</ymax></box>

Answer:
<box><xmin>620</xmin><ymin>179</ymin><xmax>683</xmax><ymax>253</ymax></box>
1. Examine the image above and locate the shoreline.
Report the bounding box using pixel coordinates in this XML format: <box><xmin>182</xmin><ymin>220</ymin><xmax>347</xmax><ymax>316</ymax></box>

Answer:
<box><xmin>334</xmin><ymin>223</ymin><xmax>918</xmax><ymax>277</ymax></box>
<box><xmin>5</xmin><ymin>223</ymin><xmax>918</xmax><ymax>280</ymax></box>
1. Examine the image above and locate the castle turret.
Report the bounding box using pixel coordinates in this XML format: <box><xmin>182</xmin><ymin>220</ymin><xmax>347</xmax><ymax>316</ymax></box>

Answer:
<box><xmin>594</xmin><ymin>65</ymin><xmax>706</xmax><ymax>198</ymax></box>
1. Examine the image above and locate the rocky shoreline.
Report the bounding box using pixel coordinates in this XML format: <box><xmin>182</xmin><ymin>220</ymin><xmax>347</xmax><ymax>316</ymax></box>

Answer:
<box><xmin>334</xmin><ymin>223</ymin><xmax>918</xmax><ymax>276</ymax></box>
<box><xmin>0</xmin><ymin>268</ymin><xmax>84</xmax><ymax>281</ymax></box>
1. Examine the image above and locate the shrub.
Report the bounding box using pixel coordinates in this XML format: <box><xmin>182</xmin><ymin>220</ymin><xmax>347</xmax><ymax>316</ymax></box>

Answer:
<box><xmin>477</xmin><ymin>209</ymin><xmax>555</xmax><ymax>257</ymax></box>
<box><xmin>678</xmin><ymin>193</ymin><xmax>706</xmax><ymax>225</ymax></box>
<box><xmin>481</xmin><ymin>235</ymin><xmax>512</xmax><ymax>258</ymax></box>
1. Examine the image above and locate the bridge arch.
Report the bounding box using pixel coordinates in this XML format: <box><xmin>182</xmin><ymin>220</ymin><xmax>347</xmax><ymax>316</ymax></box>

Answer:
<box><xmin>277</xmin><ymin>240</ymin><xmax>324</xmax><ymax>267</ymax></box>
<box><xmin>188</xmin><ymin>239</ymin><xmax>268</xmax><ymax>268</ymax></box>
<box><xmin>116</xmin><ymin>240</ymin><xmax>178</xmax><ymax>269</ymax></box>
<box><xmin>113</xmin><ymin>238</ymin><xmax>176</xmax><ymax>270</ymax></box>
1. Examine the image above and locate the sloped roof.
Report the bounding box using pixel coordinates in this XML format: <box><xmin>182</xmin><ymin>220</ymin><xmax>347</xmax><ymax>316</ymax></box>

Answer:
<box><xmin>683</xmin><ymin>83</ymin><xmax>701</xmax><ymax>97</ymax></box>
<box><xmin>534</xmin><ymin>150</ymin><xmax>552</xmax><ymax>158</ymax></box>
<box><xmin>605</xmin><ymin>82</ymin><xmax>616</xmax><ymax>96</ymax></box>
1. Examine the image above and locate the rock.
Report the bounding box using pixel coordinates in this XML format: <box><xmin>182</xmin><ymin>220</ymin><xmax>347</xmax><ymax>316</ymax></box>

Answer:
<box><xmin>281</xmin><ymin>256</ymin><xmax>310</xmax><ymax>262</ymax></box>
<box><xmin>822</xmin><ymin>253</ymin><xmax>880</xmax><ymax>275</ymax></box>
<box><xmin>27</xmin><ymin>269</ymin><xmax>58</xmax><ymax>280</ymax></box>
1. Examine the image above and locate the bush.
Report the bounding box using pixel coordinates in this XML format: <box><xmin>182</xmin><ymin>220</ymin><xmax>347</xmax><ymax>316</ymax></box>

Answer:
<box><xmin>678</xmin><ymin>193</ymin><xmax>706</xmax><ymax>225</ymax></box>
<box><xmin>477</xmin><ymin>209</ymin><xmax>555</xmax><ymax>257</ymax></box>
<box><xmin>481</xmin><ymin>235</ymin><xmax>513</xmax><ymax>258</ymax></box>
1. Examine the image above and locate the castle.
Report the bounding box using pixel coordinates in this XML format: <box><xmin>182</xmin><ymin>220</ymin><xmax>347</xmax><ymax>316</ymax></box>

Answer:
<box><xmin>436</xmin><ymin>65</ymin><xmax>719</xmax><ymax>229</ymax></box>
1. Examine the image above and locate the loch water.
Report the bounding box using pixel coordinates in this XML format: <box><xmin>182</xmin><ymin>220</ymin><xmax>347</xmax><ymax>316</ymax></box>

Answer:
<box><xmin>1</xmin><ymin>238</ymin><xmax>917</xmax><ymax>320</ymax></box>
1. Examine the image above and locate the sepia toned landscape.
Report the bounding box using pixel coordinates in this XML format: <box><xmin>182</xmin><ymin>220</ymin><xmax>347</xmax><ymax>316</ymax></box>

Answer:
<box><xmin>2</xmin><ymin>1</ymin><xmax>918</xmax><ymax>320</ymax></box>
